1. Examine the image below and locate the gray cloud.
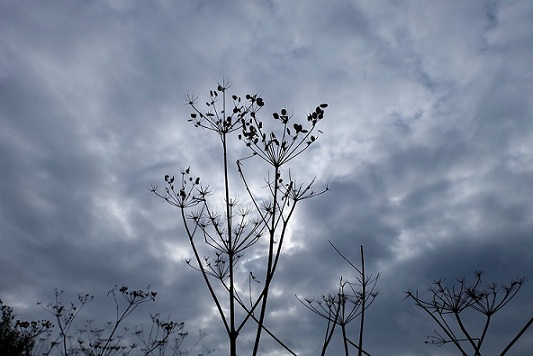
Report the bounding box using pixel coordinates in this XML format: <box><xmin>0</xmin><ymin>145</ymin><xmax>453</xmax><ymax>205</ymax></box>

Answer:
<box><xmin>1</xmin><ymin>0</ymin><xmax>532</xmax><ymax>354</ymax></box>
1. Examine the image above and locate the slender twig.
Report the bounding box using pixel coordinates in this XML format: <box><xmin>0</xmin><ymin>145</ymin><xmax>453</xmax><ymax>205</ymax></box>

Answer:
<box><xmin>500</xmin><ymin>315</ymin><xmax>533</xmax><ymax>355</ymax></box>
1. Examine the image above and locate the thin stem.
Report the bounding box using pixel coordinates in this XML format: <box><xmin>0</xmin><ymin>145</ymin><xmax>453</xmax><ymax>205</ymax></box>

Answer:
<box><xmin>233</xmin><ymin>297</ymin><xmax>297</xmax><ymax>356</ymax></box>
<box><xmin>500</xmin><ymin>315</ymin><xmax>533</xmax><ymax>355</ymax></box>
<box><xmin>477</xmin><ymin>313</ymin><xmax>491</xmax><ymax>352</ymax></box>
<box><xmin>345</xmin><ymin>338</ymin><xmax>372</xmax><ymax>356</ymax></box>
<box><xmin>405</xmin><ymin>292</ymin><xmax>468</xmax><ymax>355</ymax></box>
<box><xmin>321</xmin><ymin>307</ymin><xmax>339</xmax><ymax>356</ymax></box>
<box><xmin>252</xmin><ymin>164</ymin><xmax>280</xmax><ymax>356</ymax></box>
<box><xmin>453</xmin><ymin>310</ymin><xmax>478</xmax><ymax>353</ymax></box>
<box><xmin>181</xmin><ymin>207</ymin><xmax>230</xmax><ymax>334</ymax></box>
<box><xmin>220</xmin><ymin>90</ymin><xmax>238</xmax><ymax>356</ymax></box>
<box><xmin>358</xmin><ymin>245</ymin><xmax>365</xmax><ymax>356</ymax></box>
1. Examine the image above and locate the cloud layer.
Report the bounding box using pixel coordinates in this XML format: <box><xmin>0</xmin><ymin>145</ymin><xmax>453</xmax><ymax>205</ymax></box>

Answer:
<box><xmin>1</xmin><ymin>1</ymin><xmax>532</xmax><ymax>354</ymax></box>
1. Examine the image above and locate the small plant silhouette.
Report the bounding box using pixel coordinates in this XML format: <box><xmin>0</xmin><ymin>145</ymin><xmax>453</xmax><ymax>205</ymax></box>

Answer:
<box><xmin>133</xmin><ymin>313</ymin><xmax>211</xmax><ymax>356</ymax></box>
<box><xmin>12</xmin><ymin>286</ymin><xmax>208</xmax><ymax>356</ymax></box>
<box><xmin>38</xmin><ymin>287</ymin><xmax>158</xmax><ymax>355</ymax></box>
<box><xmin>297</xmin><ymin>244</ymin><xmax>380</xmax><ymax>356</ymax></box>
<box><xmin>405</xmin><ymin>271</ymin><xmax>532</xmax><ymax>355</ymax></box>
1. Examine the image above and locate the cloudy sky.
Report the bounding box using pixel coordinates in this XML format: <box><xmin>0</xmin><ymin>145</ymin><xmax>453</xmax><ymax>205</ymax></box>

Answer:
<box><xmin>1</xmin><ymin>0</ymin><xmax>533</xmax><ymax>355</ymax></box>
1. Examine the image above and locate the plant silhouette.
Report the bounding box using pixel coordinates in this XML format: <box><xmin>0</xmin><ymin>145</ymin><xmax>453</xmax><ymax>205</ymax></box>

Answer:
<box><xmin>0</xmin><ymin>287</ymin><xmax>209</xmax><ymax>356</ymax></box>
<box><xmin>152</xmin><ymin>79</ymin><xmax>328</xmax><ymax>355</ymax></box>
<box><xmin>405</xmin><ymin>271</ymin><xmax>531</xmax><ymax>355</ymax></box>
<box><xmin>297</xmin><ymin>244</ymin><xmax>380</xmax><ymax>356</ymax></box>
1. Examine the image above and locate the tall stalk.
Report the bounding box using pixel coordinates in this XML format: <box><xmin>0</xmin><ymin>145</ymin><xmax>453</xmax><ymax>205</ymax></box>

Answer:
<box><xmin>357</xmin><ymin>245</ymin><xmax>366</xmax><ymax>356</ymax></box>
<box><xmin>251</xmin><ymin>163</ymin><xmax>279</xmax><ymax>356</ymax></box>
<box><xmin>219</xmin><ymin>87</ymin><xmax>238</xmax><ymax>356</ymax></box>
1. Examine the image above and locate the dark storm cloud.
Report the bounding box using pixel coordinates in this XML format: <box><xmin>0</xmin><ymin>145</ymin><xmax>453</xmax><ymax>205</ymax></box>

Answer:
<box><xmin>1</xmin><ymin>0</ymin><xmax>532</xmax><ymax>355</ymax></box>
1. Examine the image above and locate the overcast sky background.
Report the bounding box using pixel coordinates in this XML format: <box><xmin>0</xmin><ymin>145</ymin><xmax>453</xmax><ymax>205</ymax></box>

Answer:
<box><xmin>1</xmin><ymin>0</ymin><xmax>533</xmax><ymax>355</ymax></box>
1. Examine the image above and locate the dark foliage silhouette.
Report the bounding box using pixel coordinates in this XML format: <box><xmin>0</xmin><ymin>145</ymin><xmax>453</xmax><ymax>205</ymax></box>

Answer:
<box><xmin>1</xmin><ymin>299</ymin><xmax>52</xmax><ymax>356</ymax></box>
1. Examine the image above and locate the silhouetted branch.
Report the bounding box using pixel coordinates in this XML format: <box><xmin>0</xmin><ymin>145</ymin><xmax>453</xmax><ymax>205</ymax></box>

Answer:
<box><xmin>405</xmin><ymin>272</ymin><xmax>528</xmax><ymax>355</ymax></box>
<box><xmin>298</xmin><ymin>244</ymin><xmax>379</xmax><ymax>355</ymax></box>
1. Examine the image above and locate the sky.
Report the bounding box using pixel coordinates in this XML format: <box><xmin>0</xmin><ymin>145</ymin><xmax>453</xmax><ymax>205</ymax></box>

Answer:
<box><xmin>1</xmin><ymin>0</ymin><xmax>533</xmax><ymax>355</ymax></box>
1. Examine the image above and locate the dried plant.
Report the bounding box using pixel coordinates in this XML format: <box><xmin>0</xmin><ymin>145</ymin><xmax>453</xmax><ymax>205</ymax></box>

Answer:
<box><xmin>405</xmin><ymin>271</ymin><xmax>531</xmax><ymax>355</ymax></box>
<box><xmin>27</xmin><ymin>286</ymin><xmax>203</xmax><ymax>356</ymax></box>
<box><xmin>133</xmin><ymin>314</ymin><xmax>212</xmax><ymax>356</ymax></box>
<box><xmin>38</xmin><ymin>289</ymin><xmax>94</xmax><ymax>355</ymax></box>
<box><xmin>297</xmin><ymin>244</ymin><xmax>380</xmax><ymax>356</ymax></box>
<box><xmin>152</xmin><ymin>79</ymin><xmax>328</xmax><ymax>355</ymax></box>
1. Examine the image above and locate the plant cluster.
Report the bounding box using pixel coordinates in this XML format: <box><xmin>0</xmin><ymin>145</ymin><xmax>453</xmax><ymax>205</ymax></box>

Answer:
<box><xmin>152</xmin><ymin>80</ymin><xmax>328</xmax><ymax>355</ymax></box>
<box><xmin>5</xmin><ymin>82</ymin><xmax>530</xmax><ymax>356</ymax></box>
<box><xmin>405</xmin><ymin>271</ymin><xmax>531</xmax><ymax>355</ymax></box>
<box><xmin>297</xmin><ymin>244</ymin><xmax>380</xmax><ymax>356</ymax></box>
<box><xmin>152</xmin><ymin>81</ymin><xmax>532</xmax><ymax>355</ymax></box>
<box><xmin>1</xmin><ymin>287</ymin><xmax>210</xmax><ymax>356</ymax></box>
